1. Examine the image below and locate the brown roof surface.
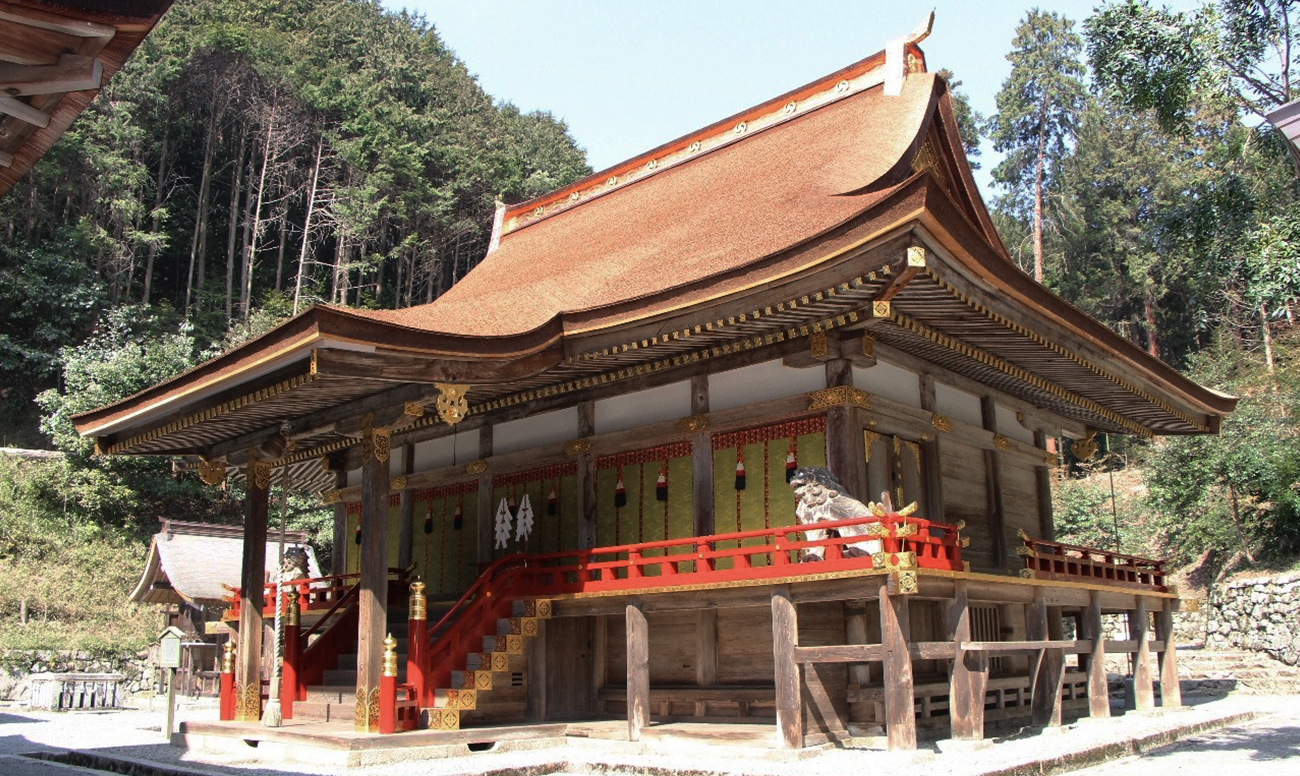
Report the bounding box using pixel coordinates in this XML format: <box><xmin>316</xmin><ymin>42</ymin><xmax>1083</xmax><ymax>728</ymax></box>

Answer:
<box><xmin>129</xmin><ymin>520</ymin><xmax>319</xmax><ymax>606</ymax></box>
<box><xmin>353</xmin><ymin>74</ymin><xmax>936</xmax><ymax>339</ymax></box>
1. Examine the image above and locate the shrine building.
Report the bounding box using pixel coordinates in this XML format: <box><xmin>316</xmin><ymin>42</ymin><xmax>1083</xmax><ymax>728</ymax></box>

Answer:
<box><xmin>75</xmin><ymin>18</ymin><xmax>1235</xmax><ymax>755</ymax></box>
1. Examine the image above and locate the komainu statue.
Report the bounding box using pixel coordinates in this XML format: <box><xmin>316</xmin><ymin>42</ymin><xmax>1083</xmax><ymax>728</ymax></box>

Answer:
<box><xmin>280</xmin><ymin>546</ymin><xmax>310</xmax><ymax>581</ymax></box>
<box><xmin>789</xmin><ymin>467</ymin><xmax>883</xmax><ymax>560</ymax></box>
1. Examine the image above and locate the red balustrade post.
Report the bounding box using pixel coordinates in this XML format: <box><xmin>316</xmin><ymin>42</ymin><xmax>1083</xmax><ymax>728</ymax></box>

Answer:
<box><xmin>628</xmin><ymin>550</ymin><xmax>642</xmax><ymax>579</ymax></box>
<box><xmin>696</xmin><ymin>541</ymin><xmax>713</xmax><ymax>573</ymax></box>
<box><xmin>380</xmin><ymin>634</ymin><xmax>397</xmax><ymax>735</ymax></box>
<box><xmin>407</xmin><ymin>579</ymin><xmax>429</xmax><ymax>709</ymax></box>
<box><xmin>281</xmin><ymin>589</ymin><xmax>300</xmax><ymax>719</ymax></box>
<box><xmin>219</xmin><ymin>642</ymin><xmax>235</xmax><ymax>721</ymax></box>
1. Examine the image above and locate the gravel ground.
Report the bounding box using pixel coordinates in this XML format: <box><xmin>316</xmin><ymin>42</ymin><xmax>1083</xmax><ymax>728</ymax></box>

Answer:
<box><xmin>1</xmin><ymin>694</ymin><xmax>1297</xmax><ymax>776</ymax></box>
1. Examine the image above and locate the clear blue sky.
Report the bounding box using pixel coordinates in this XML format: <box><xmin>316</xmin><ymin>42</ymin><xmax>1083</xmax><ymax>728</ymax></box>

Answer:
<box><xmin>379</xmin><ymin>1</ymin><xmax>1193</xmax><ymax>200</ymax></box>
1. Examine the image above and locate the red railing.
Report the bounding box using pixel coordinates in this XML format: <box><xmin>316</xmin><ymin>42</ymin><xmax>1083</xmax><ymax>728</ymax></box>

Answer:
<box><xmin>223</xmin><ymin>567</ymin><xmax>409</xmax><ymax>621</ymax></box>
<box><xmin>1017</xmin><ymin>531</ymin><xmax>1167</xmax><ymax>591</ymax></box>
<box><xmin>424</xmin><ymin>512</ymin><xmax>966</xmax><ymax>694</ymax></box>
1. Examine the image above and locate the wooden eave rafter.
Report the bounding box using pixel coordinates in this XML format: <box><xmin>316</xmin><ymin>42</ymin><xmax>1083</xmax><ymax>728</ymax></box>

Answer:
<box><xmin>0</xmin><ymin>0</ymin><xmax>171</xmax><ymax>196</ymax></box>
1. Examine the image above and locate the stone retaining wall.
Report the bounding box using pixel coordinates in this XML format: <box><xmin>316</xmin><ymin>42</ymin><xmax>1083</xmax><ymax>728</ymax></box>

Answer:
<box><xmin>1202</xmin><ymin>572</ymin><xmax>1300</xmax><ymax>665</ymax></box>
<box><xmin>0</xmin><ymin>651</ymin><xmax>156</xmax><ymax>705</ymax></box>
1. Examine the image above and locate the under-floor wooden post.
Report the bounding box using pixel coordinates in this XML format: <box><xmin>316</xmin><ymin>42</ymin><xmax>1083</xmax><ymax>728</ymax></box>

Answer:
<box><xmin>1083</xmin><ymin>591</ymin><xmax>1110</xmax><ymax>719</ymax></box>
<box><xmin>1026</xmin><ymin>588</ymin><xmax>1063</xmax><ymax>727</ymax></box>
<box><xmin>626</xmin><ymin>599</ymin><xmax>649</xmax><ymax>741</ymax></box>
<box><xmin>844</xmin><ymin>601</ymin><xmax>871</xmax><ymax>688</ymax></box>
<box><xmin>696</xmin><ymin>608</ymin><xmax>718</xmax><ymax>716</ymax></box>
<box><xmin>235</xmin><ymin>459</ymin><xmax>270</xmax><ymax>721</ymax></box>
<box><xmin>1154</xmin><ymin>600</ymin><xmax>1182</xmax><ymax>708</ymax></box>
<box><xmin>880</xmin><ymin>578</ymin><xmax>916</xmax><ymax>751</ymax></box>
<box><xmin>356</xmin><ymin>431</ymin><xmax>391</xmax><ymax>732</ymax></box>
<box><xmin>1131</xmin><ymin>597</ymin><xmax>1155</xmax><ymax>711</ymax></box>
<box><xmin>947</xmin><ymin>581</ymin><xmax>987</xmax><ymax>740</ymax></box>
<box><xmin>771</xmin><ymin>586</ymin><xmax>803</xmax><ymax>749</ymax></box>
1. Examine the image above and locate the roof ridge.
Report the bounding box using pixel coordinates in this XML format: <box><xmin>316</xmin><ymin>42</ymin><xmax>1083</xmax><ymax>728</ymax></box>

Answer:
<box><xmin>497</xmin><ymin>31</ymin><xmax>932</xmax><ymax>242</ymax></box>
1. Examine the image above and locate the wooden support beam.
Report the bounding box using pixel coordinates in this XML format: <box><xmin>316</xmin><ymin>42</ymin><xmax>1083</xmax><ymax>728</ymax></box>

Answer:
<box><xmin>696</xmin><ymin>608</ymin><xmax>718</xmax><ymax>684</ymax></box>
<box><xmin>592</xmin><ymin>614</ymin><xmax>608</xmax><ymax>695</ymax></box>
<box><xmin>948</xmin><ymin>581</ymin><xmax>987</xmax><ymax>740</ymax></box>
<box><xmin>235</xmin><ymin>462</ymin><xmax>270</xmax><ymax>721</ymax></box>
<box><xmin>476</xmin><ymin>425</ymin><xmax>493</xmax><ymax>562</ymax></box>
<box><xmin>1083</xmin><ymin>591</ymin><xmax>1110</xmax><ymax>718</ymax></box>
<box><xmin>825</xmin><ymin>359</ymin><xmax>866</xmax><ymax>498</ymax></box>
<box><xmin>879</xmin><ymin>577</ymin><xmax>916</xmax><ymax>751</ymax></box>
<box><xmin>397</xmin><ymin>444</ymin><xmax>414</xmax><ymax>570</ymax></box>
<box><xmin>1026</xmin><ymin>589</ymin><xmax>1064</xmax><ymax>727</ymax></box>
<box><xmin>330</xmin><ymin>467</ymin><xmax>348</xmax><ymax>576</ymax></box>
<box><xmin>0</xmin><ymin>2</ymin><xmax>118</xmax><ymax>38</ymax></box>
<box><xmin>355</xmin><ymin>440</ymin><xmax>390</xmax><ymax>732</ymax></box>
<box><xmin>311</xmin><ymin>346</ymin><xmax>559</xmax><ymax>385</ymax></box>
<box><xmin>626</xmin><ymin>599</ymin><xmax>649</xmax><ymax>742</ymax></box>
<box><xmin>690</xmin><ymin>376</ymin><xmax>713</xmax><ymax>538</ymax></box>
<box><xmin>0</xmin><ymin>54</ymin><xmax>101</xmax><ymax>96</ymax></box>
<box><xmin>0</xmin><ymin>93</ymin><xmax>49</xmax><ymax>126</ymax></box>
<box><xmin>1033</xmin><ymin>430</ymin><xmax>1055</xmax><ymax>540</ymax></box>
<box><xmin>1131</xmin><ymin>598</ymin><xmax>1155</xmax><ymax>711</ymax></box>
<box><xmin>771</xmin><ymin>587</ymin><xmax>803</xmax><ymax>749</ymax></box>
<box><xmin>525</xmin><ymin>618</ymin><xmax>547</xmax><ymax>722</ymax></box>
<box><xmin>0</xmin><ymin>148</ymin><xmax>11</xmax><ymax>167</ymax></box>
<box><xmin>1154</xmin><ymin>600</ymin><xmax>1182</xmax><ymax>708</ymax></box>
<box><xmin>981</xmin><ymin>397</ymin><xmax>1009</xmax><ymax>567</ymax></box>
<box><xmin>577</xmin><ymin>402</ymin><xmax>597</xmax><ymax>549</ymax></box>
<box><xmin>794</xmin><ymin>642</ymin><xmax>957</xmax><ymax>663</ymax></box>
<box><xmin>918</xmin><ymin>375</ymin><xmax>944</xmax><ymax>519</ymax></box>
<box><xmin>844</xmin><ymin>601</ymin><xmax>871</xmax><ymax>687</ymax></box>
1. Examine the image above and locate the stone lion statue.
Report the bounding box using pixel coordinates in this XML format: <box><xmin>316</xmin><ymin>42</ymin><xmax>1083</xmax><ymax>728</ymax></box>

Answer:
<box><xmin>789</xmin><ymin>467</ymin><xmax>882</xmax><ymax>561</ymax></box>
<box><xmin>280</xmin><ymin>546</ymin><xmax>310</xmax><ymax>581</ymax></box>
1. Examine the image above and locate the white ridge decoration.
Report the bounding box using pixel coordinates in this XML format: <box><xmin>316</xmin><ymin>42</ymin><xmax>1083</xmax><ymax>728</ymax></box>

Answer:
<box><xmin>515</xmin><ymin>493</ymin><xmax>535</xmax><ymax>542</ymax></box>
<box><xmin>494</xmin><ymin>497</ymin><xmax>513</xmax><ymax>549</ymax></box>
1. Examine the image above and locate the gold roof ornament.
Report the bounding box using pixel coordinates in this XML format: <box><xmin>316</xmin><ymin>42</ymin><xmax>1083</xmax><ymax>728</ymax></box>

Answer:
<box><xmin>197</xmin><ymin>457</ymin><xmax>226</xmax><ymax>486</ymax></box>
<box><xmin>435</xmin><ymin>383</ymin><xmax>470</xmax><ymax>425</ymax></box>
<box><xmin>1071</xmin><ymin>432</ymin><xmax>1099</xmax><ymax>461</ymax></box>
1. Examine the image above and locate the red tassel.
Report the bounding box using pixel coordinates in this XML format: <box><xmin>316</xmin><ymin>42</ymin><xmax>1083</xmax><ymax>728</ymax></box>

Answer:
<box><xmin>422</xmin><ymin>503</ymin><xmax>433</xmax><ymax>535</ymax></box>
<box><xmin>354</xmin><ymin>521</ymin><xmax>362</xmax><ymax>545</ymax></box>
<box><xmin>785</xmin><ymin>439</ymin><xmax>797</xmax><ymax>483</ymax></box>
<box><xmin>655</xmin><ymin>460</ymin><xmax>668</xmax><ymax>502</ymax></box>
<box><xmin>452</xmin><ymin>502</ymin><xmax>463</xmax><ymax>530</ymax></box>
<box><xmin>547</xmin><ymin>484</ymin><xmax>558</xmax><ymax>516</ymax></box>
<box><xmin>735</xmin><ymin>447</ymin><xmax>746</xmax><ymax>491</ymax></box>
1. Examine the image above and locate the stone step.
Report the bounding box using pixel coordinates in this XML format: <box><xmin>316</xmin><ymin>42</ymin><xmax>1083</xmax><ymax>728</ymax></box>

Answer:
<box><xmin>288</xmin><ymin>700</ymin><xmax>337</xmax><ymax>720</ymax></box>
<box><xmin>323</xmin><ymin>669</ymin><xmax>357</xmax><ymax>686</ymax></box>
<box><xmin>303</xmin><ymin>684</ymin><xmax>354</xmax><ymax>703</ymax></box>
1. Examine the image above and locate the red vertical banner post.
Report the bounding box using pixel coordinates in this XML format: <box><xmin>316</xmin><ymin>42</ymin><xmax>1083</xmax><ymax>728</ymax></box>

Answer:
<box><xmin>407</xmin><ymin>579</ymin><xmax>429</xmax><ymax>709</ymax></box>
<box><xmin>280</xmin><ymin>589</ymin><xmax>300</xmax><ymax>719</ymax></box>
<box><xmin>380</xmin><ymin>634</ymin><xmax>398</xmax><ymax>735</ymax></box>
<box><xmin>219</xmin><ymin>642</ymin><xmax>235</xmax><ymax>721</ymax></box>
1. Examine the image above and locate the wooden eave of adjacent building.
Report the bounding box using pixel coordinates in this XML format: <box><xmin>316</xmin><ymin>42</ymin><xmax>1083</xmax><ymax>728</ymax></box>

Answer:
<box><xmin>0</xmin><ymin>0</ymin><xmax>172</xmax><ymax>197</ymax></box>
<box><xmin>73</xmin><ymin>55</ymin><xmax>1234</xmax><ymax>490</ymax></box>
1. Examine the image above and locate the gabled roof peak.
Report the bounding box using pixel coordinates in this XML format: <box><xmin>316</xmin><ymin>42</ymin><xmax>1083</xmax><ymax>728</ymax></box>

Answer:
<box><xmin>496</xmin><ymin>15</ymin><xmax>936</xmax><ymax>243</ymax></box>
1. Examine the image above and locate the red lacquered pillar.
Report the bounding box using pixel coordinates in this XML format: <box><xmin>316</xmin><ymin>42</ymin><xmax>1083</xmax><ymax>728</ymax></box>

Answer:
<box><xmin>380</xmin><ymin>634</ymin><xmax>397</xmax><ymax>734</ymax></box>
<box><xmin>219</xmin><ymin>642</ymin><xmax>236</xmax><ymax>721</ymax></box>
<box><xmin>407</xmin><ymin>579</ymin><xmax>428</xmax><ymax>709</ymax></box>
<box><xmin>281</xmin><ymin>589</ymin><xmax>300</xmax><ymax>719</ymax></box>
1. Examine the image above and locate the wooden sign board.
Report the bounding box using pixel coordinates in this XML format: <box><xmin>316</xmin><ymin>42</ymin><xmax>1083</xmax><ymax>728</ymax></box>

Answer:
<box><xmin>158</xmin><ymin>626</ymin><xmax>185</xmax><ymax>668</ymax></box>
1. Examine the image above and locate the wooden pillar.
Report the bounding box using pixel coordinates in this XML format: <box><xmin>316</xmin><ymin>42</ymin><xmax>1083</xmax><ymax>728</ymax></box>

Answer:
<box><xmin>1131</xmin><ymin>597</ymin><xmax>1155</xmax><ymax>711</ymax></box>
<box><xmin>592</xmin><ymin>614</ymin><xmax>609</xmax><ymax>696</ymax></box>
<box><xmin>330</xmin><ymin>467</ymin><xmax>347</xmax><ymax>576</ymax></box>
<box><xmin>526</xmin><ymin>618</ymin><xmax>547</xmax><ymax>722</ymax></box>
<box><xmin>1154</xmin><ymin>600</ymin><xmax>1182</xmax><ymax>708</ymax></box>
<box><xmin>825</xmin><ymin>360</ymin><xmax>866</xmax><ymax>499</ymax></box>
<box><xmin>355</xmin><ymin>427</ymin><xmax>391</xmax><ymax>732</ymax></box>
<box><xmin>690</xmin><ymin>376</ymin><xmax>714</xmax><ymax>538</ymax></box>
<box><xmin>880</xmin><ymin>578</ymin><xmax>916</xmax><ymax>751</ymax></box>
<box><xmin>476</xmin><ymin>425</ymin><xmax>494</xmax><ymax>562</ymax></box>
<box><xmin>696</xmin><ymin>608</ymin><xmax>718</xmax><ymax>716</ymax></box>
<box><xmin>947</xmin><ymin>581</ymin><xmax>987</xmax><ymax>740</ymax></box>
<box><xmin>918</xmin><ymin>375</ymin><xmax>944</xmax><ymax>519</ymax></box>
<box><xmin>981</xmin><ymin>398</ymin><xmax>1009</xmax><ymax>567</ymax></box>
<box><xmin>1083</xmin><ymin>591</ymin><xmax>1110</xmax><ymax>718</ymax></box>
<box><xmin>578</xmin><ymin>402</ymin><xmax>597</xmax><ymax>549</ymax></box>
<box><xmin>771</xmin><ymin>586</ymin><xmax>802</xmax><ymax>749</ymax></box>
<box><xmin>844</xmin><ymin>601</ymin><xmax>871</xmax><ymax>688</ymax></box>
<box><xmin>235</xmin><ymin>458</ymin><xmax>270</xmax><ymax>722</ymax></box>
<box><xmin>1032</xmin><ymin>431</ymin><xmax>1055</xmax><ymax>540</ymax></box>
<box><xmin>626</xmin><ymin>599</ymin><xmax>649</xmax><ymax>742</ymax></box>
<box><xmin>397</xmin><ymin>443</ymin><xmax>415</xmax><ymax>570</ymax></box>
<box><xmin>1026</xmin><ymin>588</ymin><xmax>1063</xmax><ymax>727</ymax></box>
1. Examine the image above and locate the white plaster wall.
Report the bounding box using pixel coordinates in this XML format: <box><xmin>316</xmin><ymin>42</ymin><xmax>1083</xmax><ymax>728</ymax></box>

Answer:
<box><xmin>345</xmin><ymin>467</ymin><xmax>361</xmax><ymax>488</ymax></box>
<box><xmin>935</xmin><ymin>382</ymin><xmax>983</xmax><ymax>429</ymax></box>
<box><xmin>997</xmin><ymin>404</ymin><xmax>1036</xmax><ymax>445</ymax></box>
<box><xmin>412</xmin><ymin>428</ymin><xmax>481</xmax><ymax>471</ymax></box>
<box><xmin>853</xmin><ymin>359</ymin><xmax>920</xmax><ymax>407</ymax></box>
<box><xmin>708</xmin><ymin>359</ymin><xmax>826</xmax><ymax>413</ymax></box>
<box><xmin>595</xmin><ymin>380</ymin><xmax>691</xmax><ymax>435</ymax></box>
<box><xmin>494</xmin><ymin>407</ymin><xmax>579</xmax><ymax>456</ymax></box>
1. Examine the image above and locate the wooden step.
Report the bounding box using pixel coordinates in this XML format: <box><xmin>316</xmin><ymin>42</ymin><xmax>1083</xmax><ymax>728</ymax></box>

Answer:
<box><xmin>497</xmin><ymin>617</ymin><xmax>539</xmax><ymax>637</ymax></box>
<box><xmin>466</xmin><ymin>652</ymin><xmax>511</xmax><ymax>673</ymax></box>
<box><xmin>432</xmin><ymin>688</ymin><xmax>477</xmax><ymax>710</ymax></box>
<box><xmin>450</xmin><ymin>669</ymin><xmax>494</xmax><ymax>691</ymax></box>
<box><xmin>480</xmin><ymin>634</ymin><xmax>526</xmax><ymax>654</ymax></box>
<box><xmin>512</xmin><ymin>599</ymin><xmax>553</xmax><ymax>618</ymax></box>
<box><xmin>427</xmin><ymin>708</ymin><xmax>459</xmax><ymax>730</ymax></box>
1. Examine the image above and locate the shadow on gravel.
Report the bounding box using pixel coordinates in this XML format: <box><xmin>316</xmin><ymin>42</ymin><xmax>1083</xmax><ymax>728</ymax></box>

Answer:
<box><xmin>0</xmin><ymin>712</ymin><xmax>41</xmax><ymax>725</ymax></box>
<box><xmin>1143</xmin><ymin>725</ymin><xmax>1300</xmax><ymax>762</ymax></box>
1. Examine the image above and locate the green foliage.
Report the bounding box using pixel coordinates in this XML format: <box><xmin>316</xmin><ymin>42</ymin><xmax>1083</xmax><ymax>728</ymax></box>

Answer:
<box><xmin>935</xmin><ymin>69</ymin><xmax>984</xmax><ymax>169</ymax></box>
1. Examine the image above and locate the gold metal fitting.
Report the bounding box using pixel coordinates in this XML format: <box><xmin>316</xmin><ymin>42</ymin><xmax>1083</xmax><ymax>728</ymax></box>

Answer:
<box><xmin>409</xmin><ymin>579</ymin><xmax>427</xmax><ymax>621</ymax></box>
<box><xmin>382</xmin><ymin>633</ymin><xmax>398</xmax><ymax>677</ymax></box>
<box><xmin>221</xmin><ymin>641</ymin><xmax>236</xmax><ymax>673</ymax></box>
<box><xmin>286</xmin><ymin>588</ymin><xmax>300</xmax><ymax>627</ymax></box>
